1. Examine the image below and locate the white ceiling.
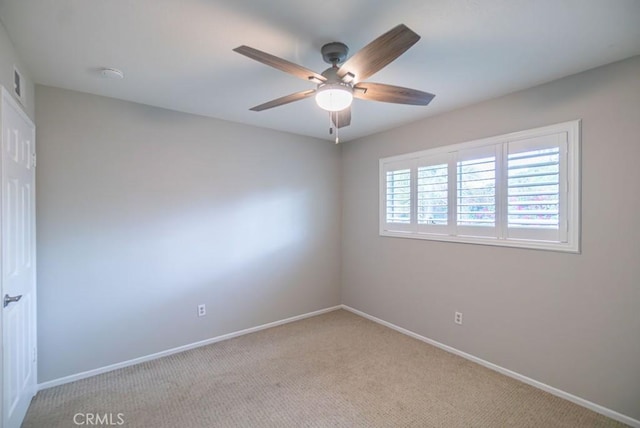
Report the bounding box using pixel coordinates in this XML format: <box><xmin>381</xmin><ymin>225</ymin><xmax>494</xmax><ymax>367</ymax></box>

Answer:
<box><xmin>1</xmin><ymin>0</ymin><xmax>639</xmax><ymax>142</ymax></box>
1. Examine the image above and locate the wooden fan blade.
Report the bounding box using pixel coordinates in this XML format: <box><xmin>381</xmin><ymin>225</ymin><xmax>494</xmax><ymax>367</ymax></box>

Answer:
<box><xmin>234</xmin><ymin>45</ymin><xmax>326</xmax><ymax>83</ymax></box>
<box><xmin>331</xmin><ymin>107</ymin><xmax>351</xmax><ymax>128</ymax></box>
<box><xmin>250</xmin><ymin>89</ymin><xmax>316</xmax><ymax>111</ymax></box>
<box><xmin>354</xmin><ymin>82</ymin><xmax>435</xmax><ymax>105</ymax></box>
<box><xmin>337</xmin><ymin>24</ymin><xmax>420</xmax><ymax>83</ymax></box>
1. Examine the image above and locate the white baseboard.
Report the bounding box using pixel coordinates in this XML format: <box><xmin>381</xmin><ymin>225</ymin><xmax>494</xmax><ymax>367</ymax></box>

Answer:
<box><xmin>341</xmin><ymin>304</ymin><xmax>639</xmax><ymax>428</ymax></box>
<box><xmin>38</xmin><ymin>305</ymin><xmax>342</xmax><ymax>391</ymax></box>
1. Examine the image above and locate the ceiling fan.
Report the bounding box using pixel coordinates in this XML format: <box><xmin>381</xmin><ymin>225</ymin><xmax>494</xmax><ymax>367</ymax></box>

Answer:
<box><xmin>233</xmin><ymin>24</ymin><xmax>435</xmax><ymax>140</ymax></box>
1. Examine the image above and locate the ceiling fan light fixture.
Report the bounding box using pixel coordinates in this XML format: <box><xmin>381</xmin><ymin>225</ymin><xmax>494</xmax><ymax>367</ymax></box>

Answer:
<box><xmin>315</xmin><ymin>83</ymin><xmax>353</xmax><ymax>112</ymax></box>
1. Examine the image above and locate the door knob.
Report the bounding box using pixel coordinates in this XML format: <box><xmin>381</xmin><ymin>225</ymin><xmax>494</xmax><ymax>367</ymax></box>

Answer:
<box><xmin>3</xmin><ymin>294</ymin><xmax>22</xmax><ymax>308</ymax></box>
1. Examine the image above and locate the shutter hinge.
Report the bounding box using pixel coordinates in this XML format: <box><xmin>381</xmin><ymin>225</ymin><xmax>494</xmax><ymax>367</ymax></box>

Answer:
<box><xmin>32</xmin><ymin>152</ymin><xmax>36</xmax><ymax>167</ymax></box>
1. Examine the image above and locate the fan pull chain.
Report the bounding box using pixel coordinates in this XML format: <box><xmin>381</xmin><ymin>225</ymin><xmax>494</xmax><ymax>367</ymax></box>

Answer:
<box><xmin>328</xmin><ymin>112</ymin><xmax>340</xmax><ymax>144</ymax></box>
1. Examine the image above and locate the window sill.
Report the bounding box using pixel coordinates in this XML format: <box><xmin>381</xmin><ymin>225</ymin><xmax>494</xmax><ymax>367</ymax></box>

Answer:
<box><xmin>380</xmin><ymin>229</ymin><xmax>580</xmax><ymax>253</ymax></box>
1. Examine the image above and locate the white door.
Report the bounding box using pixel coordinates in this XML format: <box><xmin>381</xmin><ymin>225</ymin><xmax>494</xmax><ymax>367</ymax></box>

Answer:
<box><xmin>1</xmin><ymin>87</ymin><xmax>37</xmax><ymax>428</ymax></box>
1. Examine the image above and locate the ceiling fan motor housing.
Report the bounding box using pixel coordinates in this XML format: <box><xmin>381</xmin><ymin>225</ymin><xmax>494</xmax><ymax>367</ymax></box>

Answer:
<box><xmin>320</xmin><ymin>66</ymin><xmax>344</xmax><ymax>83</ymax></box>
<box><xmin>321</xmin><ymin>42</ymin><xmax>349</xmax><ymax>65</ymax></box>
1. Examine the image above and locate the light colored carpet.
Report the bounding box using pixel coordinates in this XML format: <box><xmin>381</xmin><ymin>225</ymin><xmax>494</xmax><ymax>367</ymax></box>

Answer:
<box><xmin>23</xmin><ymin>309</ymin><xmax>627</xmax><ymax>427</ymax></box>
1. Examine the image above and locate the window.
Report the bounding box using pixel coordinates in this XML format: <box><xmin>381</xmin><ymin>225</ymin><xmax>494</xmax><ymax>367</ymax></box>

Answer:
<box><xmin>380</xmin><ymin>120</ymin><xmax>580</xmax><ymax>252</ymax></box>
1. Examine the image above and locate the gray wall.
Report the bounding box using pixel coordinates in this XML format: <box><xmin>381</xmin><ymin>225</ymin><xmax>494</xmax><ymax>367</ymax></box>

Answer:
<box><xmin>36</xmin><ymin>86</ymin><xmax>342</xmax><ymax>382</ymax></box>
<box><xmin>342</xmin><ymin>56</ymin><xmax>640</xmax><ymax>420</ymax></box>
<box><xmin>0</xmin><ymin>19</ymin><xmax>34</xmax><ymax>119</ymax></box>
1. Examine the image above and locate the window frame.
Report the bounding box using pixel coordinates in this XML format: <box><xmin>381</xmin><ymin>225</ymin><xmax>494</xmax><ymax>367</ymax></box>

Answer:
<box><xmin>379</xmin><ymin>120</ymin><xmax>581</xmax><ymax>253</ymax></box>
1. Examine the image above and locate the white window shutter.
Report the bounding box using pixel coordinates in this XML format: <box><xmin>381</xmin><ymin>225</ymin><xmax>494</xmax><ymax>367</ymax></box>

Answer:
<box><xmin>455</xmin><ymin>145</ymin><xmax>499</xmax><ymax>238</ymax></box>
<box><xmin>506</xmin><ymin>133</ymin><xmax>567</xmax><ymax>242</ymax></box>
<box><xmin>382</xmin><ymin>159</ymin><xmax>415</xmax><ymax>233</ymax></box>
<box><xmin>416</xmin><ymin>153</ymin><xmax>452</xmax><ymax>235</ymax></box>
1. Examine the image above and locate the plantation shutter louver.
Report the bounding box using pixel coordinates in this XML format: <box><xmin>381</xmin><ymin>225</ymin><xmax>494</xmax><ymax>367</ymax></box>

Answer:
<box><xmin>456</xmin><ymin>145</ymin><xmax>498</xmax><ymax>237</ymax></box>
<box><xmin>417</xmin><ymin>154</ymin><xmax>451</xmax><ymax>234</ymax></box>
<box><xmin>506</xmin><ymin>133</ymin><xmax>568</xmax><ymax>242</ymax></box>
<box><xmin>383</xmin><ymin>159</ymin><xmax>414</xmax><ymax>232</ymax></box>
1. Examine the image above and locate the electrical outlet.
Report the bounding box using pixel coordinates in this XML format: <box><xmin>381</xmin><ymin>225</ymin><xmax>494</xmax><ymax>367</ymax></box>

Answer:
<box><xmin>454</xmin><ymin>311</ymin><xmax>463</xmax><ymax>325</ymax></box>
<box><xmin>197</xmin><ymin>304</ymin><xmax>206</xmax><ymax>317</ymax></box>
